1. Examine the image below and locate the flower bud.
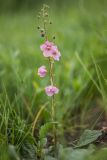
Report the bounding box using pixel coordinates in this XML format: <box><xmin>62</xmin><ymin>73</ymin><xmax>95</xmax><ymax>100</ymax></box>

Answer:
<box><xmin>53</xmin><ymin>36</ymin><xmax>55</xmax><ymax>39</ymax></box>
<box><xmin>41</xmin><ymin>33</ymin><xmax>45</xmax><ymax>37</ymax></box>
<box><xmin>37</xmin><ymin>26</ymin><xmax>40</xmax><ymax>30</ymax></box>
<box><xmin>40</xmin><ymin>29</ymin><xmax>44</xmax><ymax>32</ymax></box>
<box><xmin>45</xmin><ymin>13</ymin><xmax>48</xmax><ymax>17</ymax></box>
<box><xmin>44</xmin><ymin>20</ymin><xmax>47</xmax><ymax>23</ymax></box>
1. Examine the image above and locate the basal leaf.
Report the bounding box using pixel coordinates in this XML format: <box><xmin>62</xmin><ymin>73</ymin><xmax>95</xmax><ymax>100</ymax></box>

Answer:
<box><xmin>77</xmin><ymin>130</ymin><xmax>102</xmax><ymax>147</ymax></box>
<box><xmin>39</xmin><ymin>122</ymin><xmax>53</xmax><ymax>140</ymax></box>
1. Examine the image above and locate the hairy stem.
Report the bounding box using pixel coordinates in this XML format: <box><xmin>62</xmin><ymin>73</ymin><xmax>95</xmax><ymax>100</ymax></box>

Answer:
<box><xmin>49</xmin><ymin>58</ymin><xmax>57</xmax><ymax>155</ymax></box>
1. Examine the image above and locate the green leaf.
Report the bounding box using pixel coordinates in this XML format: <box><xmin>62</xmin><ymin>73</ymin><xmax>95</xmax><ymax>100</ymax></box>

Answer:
<box><xmin>20</xmin><ymin>141</ymin><xmax>37</xmax><ymax>160</ymax></box>
<box><xmin>59</xmin><ymin>145</ymin><xmax>95</xmax><ymax>160</ymax></box>
<box><xmin>39</xmin><ymin>122</ymin><xmax>53</xmax><ymax>140</ymax></box>
<box><xmin>88</xmin><ymin>148</ymin><xmax>107</xmax><ymax>160</ymax></box>
<box><xmin>44</xmin><ymin>156</ymin><xmax>57</xmax><ymax>160</ymax></box>
<box><xmin>8</xmin><ymin>145</ymin><xmax>20</xmax><ymax>160</ymax></box>
<box><xmin>0</xmin><ymin>133</ymin><xmax>6</xmax><ymax>144</ymax></box>
<box><xmin>77</xmin><ymin>130</ymin><xmax>102</xmax><ymax>147</ymax></box>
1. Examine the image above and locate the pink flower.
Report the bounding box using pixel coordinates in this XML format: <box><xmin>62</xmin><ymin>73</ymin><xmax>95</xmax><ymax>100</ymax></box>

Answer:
<box><xmin>40</xmin><ymin>41</ymin><xmax>61</xmax><ymax>61</ymax></box>
<box><xmin>38</xmin><ymin>66</ymin><xmax>47</xmax><ymax>78</ymax></box>
<box><xmin>40</xmin><ymin>41</ymin><xmax>54</xmax><ymax>57</ymax></box>
<box><xmin>51</xmin><ymin>46</ymin><xmax>61</xmax><ymax>61</ymax></box>
<box><xmin>45</xmin><ymin>85</ymin><xmax>59</xmax><ymax>96</ymax></box>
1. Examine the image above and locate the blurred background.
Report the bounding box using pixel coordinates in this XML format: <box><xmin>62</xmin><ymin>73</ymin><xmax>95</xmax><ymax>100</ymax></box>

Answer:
<box><xmin>0</xmin><ymin>0</ymin><xmax>107</xmax><ymax>12</ymax></box>
<box><xmin>1</xmin><ymin>0</ymin><xmax>107</xmax><ymax>159</ymax></box>
<box><xmin>0</xmin><ymin>0</ymin><xmax>107</xmax><ymax>140</ymax></box>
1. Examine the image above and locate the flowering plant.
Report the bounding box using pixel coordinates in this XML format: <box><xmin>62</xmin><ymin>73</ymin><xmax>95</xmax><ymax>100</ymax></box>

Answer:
<box><xmin>36</xmin><ymin>4</ymin><xmax>61</xmax><ymax>152</ymax></box>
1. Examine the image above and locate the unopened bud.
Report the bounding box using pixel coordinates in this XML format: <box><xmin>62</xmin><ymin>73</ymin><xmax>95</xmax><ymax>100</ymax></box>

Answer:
<box><xmin>40</xmin><ymin>29</ymin><xmax>44</xmax><ymax>32</ymax></box>
<box><xmin>44</xmin><ymin>20</ymin><xmax>47</xmax><ymax>23</ymax></box>
<box><xmin>41</xmin><ymin>32</ymin><xmax>45</xmax><ymax>37</ymax></box>
<box><xmin>37</xmin><ymin>26</ymin><xmax>40</xmax><ymax>30</ymax></box>
<box><xmin>45</xmin><ymin>13</ymin><xmax>48</xmax><ymax>17</ymax></box>
<box><xmin>53</xmin><ymin>36</ymin><xmax>55</xmax><ymax>39</ymax></box>
<box><xmin>45</xmin><ymin>5</ymin><xmax>50</xmax><ymax>8</ymax></box>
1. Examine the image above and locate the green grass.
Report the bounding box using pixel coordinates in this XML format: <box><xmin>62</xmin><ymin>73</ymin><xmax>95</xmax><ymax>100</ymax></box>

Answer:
<box><xmin>0</xmin><ymin>1</ymin><xmax>107</xmax><ymax>159</ymax></box>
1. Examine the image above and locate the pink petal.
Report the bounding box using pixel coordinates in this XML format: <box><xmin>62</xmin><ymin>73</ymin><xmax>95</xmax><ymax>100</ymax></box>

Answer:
<box><xmin>45</xmin><ymin>86</ymin><xmax>59</xmax><ymax>96</ymax></box>
<box><xmin>38</xmin><ymin>66</ymin><xmax>47</xmax><ymax>78</ymax></box>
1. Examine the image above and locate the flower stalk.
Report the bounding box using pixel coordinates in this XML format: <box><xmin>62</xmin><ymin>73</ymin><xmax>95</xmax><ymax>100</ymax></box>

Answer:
<box><xmin>49</xmin><ymin>58</ymin><xmax>57</xmax><ymax>148</ymax></box>
<box><xmin>36</xmin><ymin>4</ymin><xmax>61</xmax><ymax>157</ymax></box>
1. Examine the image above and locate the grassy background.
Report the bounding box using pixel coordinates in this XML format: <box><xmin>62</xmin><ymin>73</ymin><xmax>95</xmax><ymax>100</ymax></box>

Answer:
<box><xmin>0</xmin><ymin>0</ymin><xmax>107</xmax><ymax>159</ymax></box>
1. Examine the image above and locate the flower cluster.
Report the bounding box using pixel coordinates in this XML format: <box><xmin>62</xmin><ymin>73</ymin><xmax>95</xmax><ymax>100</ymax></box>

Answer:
<box><xmin>38</xmin><ymin>40</ymin><xmax>61</xmax><ymax>96</ymax></box>
<box><xmin>40</xmin><ymin>41</ymin><xmax>61</xmax><ymax>61</ymax></box>
<box><xmin>37</xmin><ymin>4</ymin><xmax>60</xmax><ymax>97</ymax></box>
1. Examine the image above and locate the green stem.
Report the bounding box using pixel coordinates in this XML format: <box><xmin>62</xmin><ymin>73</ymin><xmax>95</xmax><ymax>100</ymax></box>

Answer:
<box><xmin>49</xmin><ymin>58</ymin><xmax>57</xmax><ymax>154</ymax></box>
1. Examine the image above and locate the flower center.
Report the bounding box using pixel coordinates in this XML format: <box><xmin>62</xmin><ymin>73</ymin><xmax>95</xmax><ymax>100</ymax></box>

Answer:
<box><xmin>47</xmin><ymin>46</ymin><xmax>51</xmax><ymax>50</ymax></box>
<box><xmin>52</xmin><ymin>52</ymin><xmax>57</xmax><ymax>55</ymax></box>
